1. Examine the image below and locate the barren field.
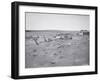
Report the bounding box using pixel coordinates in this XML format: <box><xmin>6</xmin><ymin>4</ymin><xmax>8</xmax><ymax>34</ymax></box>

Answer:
<box><xmin>25</xmin><ymin>30</ymin><xmax>89</xmax><ymax>68</ymax></box>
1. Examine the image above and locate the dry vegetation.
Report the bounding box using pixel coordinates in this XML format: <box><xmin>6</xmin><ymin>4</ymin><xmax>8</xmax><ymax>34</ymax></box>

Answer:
<box><xmin>25</xmin><ymin>30</ymin><xmax>89</xmax><ymax>68</ymax></box>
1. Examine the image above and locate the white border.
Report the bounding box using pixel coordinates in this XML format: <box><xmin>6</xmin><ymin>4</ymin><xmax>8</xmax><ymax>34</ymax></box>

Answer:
<box><xmin>19</xmin><ymin>5</ymin><xmax>95</xmax><ymax>76</ymax></box>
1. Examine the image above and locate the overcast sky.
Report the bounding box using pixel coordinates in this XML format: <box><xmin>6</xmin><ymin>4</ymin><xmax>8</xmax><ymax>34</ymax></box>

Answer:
<box><xmin>25</xmin><ymin>12</ymin><xmax>89</xmax><ymax>31</ymax></box>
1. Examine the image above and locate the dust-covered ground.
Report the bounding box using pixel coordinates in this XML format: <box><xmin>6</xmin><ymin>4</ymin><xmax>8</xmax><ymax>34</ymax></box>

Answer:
<box><xmin>25</xmin><ymin>30</ymin><xmax>89</xmax><ymax>68</ymax></box>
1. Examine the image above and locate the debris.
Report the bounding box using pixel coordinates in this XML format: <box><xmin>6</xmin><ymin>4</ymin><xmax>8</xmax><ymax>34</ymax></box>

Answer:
<box><xmin>32</xmin><ymin>54</ymin><xmax>37</xmax><ymax>57</ymax></box>
<box><xmin>50</xmin><ymin>62</ymin><xmax>56</xmax><ymax>64</ymax></box>
<box><xmin>33</xmin><ymin>49</ymin><xmax>37</xmax><ymax>52</ymax></box>
<box><xmin>54</xmin><ymin>53</ymin><xmax>57</xmax><ymax>56</ymax></box>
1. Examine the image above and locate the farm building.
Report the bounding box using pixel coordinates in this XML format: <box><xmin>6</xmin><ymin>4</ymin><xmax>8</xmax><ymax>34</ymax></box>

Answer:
<box><xmin>78</xmin><ymin>30</ymin><xmax>89</xmax><ymax>36</ymax></box>
<box><xmin>55</xmin><ymin>33</ymin><xmax>72</xmax><ymax>40</ymax></box>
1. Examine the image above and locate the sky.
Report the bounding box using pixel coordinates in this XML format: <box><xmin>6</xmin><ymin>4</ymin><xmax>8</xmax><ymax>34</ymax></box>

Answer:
<box><xmin>25</xmin><ymin>12</ymin><xmax>89</xmax><ymax>31</ymax></box>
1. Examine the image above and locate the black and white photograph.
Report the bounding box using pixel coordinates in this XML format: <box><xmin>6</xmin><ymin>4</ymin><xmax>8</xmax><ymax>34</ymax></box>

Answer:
<box><xmin>25</xmin><ymin>12</ymin><xmax>90</xmax><ymax>68</ymax></box>
<box><xmin>11</xmin><ymin>1</ymin><xmax>97</xmax><ymax>79</ymax></box>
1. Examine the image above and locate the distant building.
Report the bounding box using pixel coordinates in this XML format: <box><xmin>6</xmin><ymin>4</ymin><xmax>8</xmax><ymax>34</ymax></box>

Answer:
<box><xmin>78</xmin><ymin>30</ymin><xmax>89</xmax><ymax>36</ymax></box>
